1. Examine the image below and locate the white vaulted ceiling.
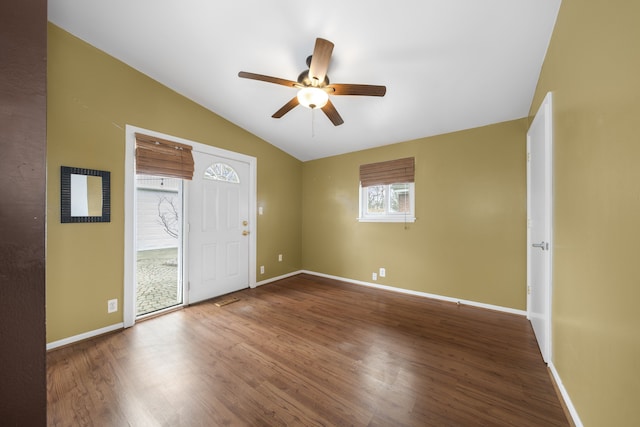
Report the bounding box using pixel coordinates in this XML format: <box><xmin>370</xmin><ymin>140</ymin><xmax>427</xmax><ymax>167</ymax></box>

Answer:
<box><xmin>49</xmin><ymin>0</ymin><xmax>561</xmax><ymax>161</ymax></box>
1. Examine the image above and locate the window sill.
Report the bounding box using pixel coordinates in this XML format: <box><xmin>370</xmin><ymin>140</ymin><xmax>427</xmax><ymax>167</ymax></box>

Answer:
<box><xmin>357</xmin><ymin>216</ymin><xmax>416</xmax><ymax>223</ymax></box>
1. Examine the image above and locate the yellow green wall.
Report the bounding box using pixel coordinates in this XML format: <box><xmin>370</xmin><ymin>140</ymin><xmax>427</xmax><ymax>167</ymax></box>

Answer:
<box><xmin>47</xmin><ymin>24</ymin><xmax>302</xmax><ymax>342</ymax></box>
<box><xmin>47</xmin><ymin>21</ymin><xmax>529</xmax><ymax>344</ymax></box>
<box><xmin>530</xmin><ymin>0</ymin><xmax>640</xmax><ymax>425</ymax></box>
<box><xmin>302</xmin><ymin>119</ymin><xmax>528</xmax><ymax>309</ymax></box>
<box><xmin>49</xmin><ymin>2</ymin><xmax>640</xmax><ymax>421</ymax></box>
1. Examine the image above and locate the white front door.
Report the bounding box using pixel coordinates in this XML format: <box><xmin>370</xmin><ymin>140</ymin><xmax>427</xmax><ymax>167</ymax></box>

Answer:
<box><xmin>188</xmin><ymin>152</ymin><xmax>251</xmax><ymax>303</ymax></box>
<box><xmin>527</xmin><ymin>92</ymin><xmax>553</xmax><ymax>363</ymax></box>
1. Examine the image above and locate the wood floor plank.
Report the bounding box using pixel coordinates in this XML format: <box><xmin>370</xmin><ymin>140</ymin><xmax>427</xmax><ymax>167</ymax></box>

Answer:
<box><xmin>47</xmin><ymin>273</ymin><xmax>569</xmax><ymax>426</ymax></box>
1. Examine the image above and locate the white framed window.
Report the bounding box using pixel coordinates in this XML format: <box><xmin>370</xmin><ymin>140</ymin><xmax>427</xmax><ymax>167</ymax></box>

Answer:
<box><xmin>358</xmin><ymin>182</ymin><xmax>415</xmax><ymax>222</ymax></box>
<box><xmin>358</xmin><ymin>157</ymin><xmax>416</xmax><ymax>223</ymax></box>
<box><xmin>204</xmin><ymin>163</ymin><xmax>240</xmax><ymax>183</ymax></box>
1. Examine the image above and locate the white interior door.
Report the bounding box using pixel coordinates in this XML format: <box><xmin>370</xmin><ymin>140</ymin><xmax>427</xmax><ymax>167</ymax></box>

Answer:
<box><xmin>527</xmin><ymin>92</ymin><xmax>553</xmax><ymax>363</ymax></box>
<box><xmin>188</xmin><ymin>152</ymin><xmax>251</xmax><ymax>303</ymax></box>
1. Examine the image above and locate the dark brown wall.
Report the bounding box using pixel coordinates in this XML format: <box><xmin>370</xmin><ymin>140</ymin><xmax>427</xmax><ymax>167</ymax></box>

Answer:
<box><xmin>0</xmin><ymin>1</ymin><xmax>47</xmax><ymax>425</ymax></box>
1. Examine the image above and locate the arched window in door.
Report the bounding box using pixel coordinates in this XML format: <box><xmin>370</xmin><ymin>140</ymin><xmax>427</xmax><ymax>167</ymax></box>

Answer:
<box><xmin>204</xmin><ymin>163</ymin><xmax>240</xmax><ymax>183</ymax></box>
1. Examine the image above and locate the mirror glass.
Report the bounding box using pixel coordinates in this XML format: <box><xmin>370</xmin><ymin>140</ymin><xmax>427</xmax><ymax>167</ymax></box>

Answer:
<box><xmin>61</xmin><ymin>166</ymin><xmax>111</xmax><ymax>223</ymax></box>
<box><xmin>70</xmin><ymin>174</ymin><xmax>103</xmax><ymax>216</ymax></box>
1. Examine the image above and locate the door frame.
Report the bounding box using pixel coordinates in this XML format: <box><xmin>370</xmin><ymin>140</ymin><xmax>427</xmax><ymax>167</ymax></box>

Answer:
<box><xmin>124</xmin><ymin>125</ymin><xmax>257</xmax><ymax>328</ymax></box>
<box><xmin>526</xmin><ymin>92</ymin><xmax>554</xmax><ymax>363</ymax></box>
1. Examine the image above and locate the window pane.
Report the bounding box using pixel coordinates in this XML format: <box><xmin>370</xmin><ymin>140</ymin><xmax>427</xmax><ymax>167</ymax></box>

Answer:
<box><xmin>204</xmin><ymin>163</ymin><xmax>240</xmax><ymax>183</ymax></box>
<box><xmin>366</xmin><ymin>185</ymin><xmax>386</xmax><ymax>214</ymax></box>
<box><xmin>389</xmin><ymin>183</ymin><xmax>410</xmax><ymax>213</ymax></box>
<box><xmin>359</xmin><ymin>182</ymin><xmax>415</xmax><ymax>223</ymax></box>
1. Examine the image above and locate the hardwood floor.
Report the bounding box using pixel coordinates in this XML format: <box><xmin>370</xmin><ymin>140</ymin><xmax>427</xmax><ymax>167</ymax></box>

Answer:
<box><xmin>47</xmin><ymin>274</ymin><xmax>569</xmax><ymax>426</ymax></box>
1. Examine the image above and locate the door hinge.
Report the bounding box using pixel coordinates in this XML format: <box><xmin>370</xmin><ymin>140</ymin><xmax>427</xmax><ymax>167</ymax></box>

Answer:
<box><xmin>527</xmin><ymin>218</ymin><xmax>532</xmax><ymax>228</ymax></box>
<box><xmin>527</xmin><ymin>285</ymin><xmax>531</xmax><ymax>295</ymax></box>
<box><xmin>527</xmin><ymin>152</ymin><xmax>531</xmax><ymax>162</ymax></box>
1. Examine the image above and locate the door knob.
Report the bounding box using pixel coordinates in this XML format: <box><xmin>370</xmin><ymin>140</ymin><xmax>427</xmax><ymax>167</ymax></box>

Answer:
<box><xmin>242</xmin><ymin>230</ymin><xmax>250</xmax><ymax>236</ymax></box>
<box><xmin>532</xmin><ymin>241</ymin><xmax>548</xmax><ymax>250</ymax></box>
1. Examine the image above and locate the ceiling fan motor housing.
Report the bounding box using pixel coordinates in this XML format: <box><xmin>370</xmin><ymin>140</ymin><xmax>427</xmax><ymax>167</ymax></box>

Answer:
<box><xmin>297</xmin><ymin>69</ymin><xmax>329</xmax><ymax>88</ymax></box>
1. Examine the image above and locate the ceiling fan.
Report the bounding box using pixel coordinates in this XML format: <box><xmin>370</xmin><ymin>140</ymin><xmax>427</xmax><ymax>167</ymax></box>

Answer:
<box><xmin>238</xmin><ymin>38</ymin><xmax>386</xmax><ymax>126</ymax></box>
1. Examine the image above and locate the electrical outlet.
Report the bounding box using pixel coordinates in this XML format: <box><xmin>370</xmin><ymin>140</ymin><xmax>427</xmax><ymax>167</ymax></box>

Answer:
<box><xmin>107</xmin><ymin>299</ymin><xmax>118</xmax><ymax>313</ymax></box>
<box><xmin>372</xmin><ymin>272</ymin><xmax>377</xmax><ymax>281</ymax></box>
<box><xmin>260</xmin><ymin>265</ymin><xmax>265</xmax><ymax>274</ymax></box>
<box><xmin>379</xmin><ymin>267</ymin><xmax>386</xmax><ymax>278</ymax></box>
<box><xmin>278</xmin><ymin>254</ymin><xmax>283</xmax><ymax>262</ymax></box>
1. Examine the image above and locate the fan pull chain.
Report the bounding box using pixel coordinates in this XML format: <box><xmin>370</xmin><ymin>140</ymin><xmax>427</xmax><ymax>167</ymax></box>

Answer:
<box><xmin>311</xmin><ymin>108</ymin><xmax>316</xmax><ymax>138</ymax></box>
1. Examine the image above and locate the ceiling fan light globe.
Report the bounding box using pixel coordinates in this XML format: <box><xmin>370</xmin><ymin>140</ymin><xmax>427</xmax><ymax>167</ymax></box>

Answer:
<box><xmin>297</xmin><ymin>87</ymin><xmax>329</xmax><ymax>109</ymax></box>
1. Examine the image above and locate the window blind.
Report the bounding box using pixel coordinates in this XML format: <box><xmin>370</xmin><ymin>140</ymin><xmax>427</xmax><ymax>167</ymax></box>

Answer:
<box><xmin>135</xmin><ymin>133</ymin><xmax>194</xmax><ymax>180</ymax></box>
<box><xmin>359</xmin><ymin>157</ymin><xmax>415</xmax><ymax>187</ymax></box>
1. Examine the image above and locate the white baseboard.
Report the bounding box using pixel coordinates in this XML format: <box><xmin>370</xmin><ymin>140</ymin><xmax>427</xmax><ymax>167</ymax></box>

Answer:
<box><xmin>46</xmin><ymin>272</ymin><xmax>525</xmax><ymax>350</ymax></box>
<box><xmin>254</xmin><ymin>270</ymin><xmax>304</xmax><ymax>287</ymax></box>
<box><xmin>549</xmin><ymin>362</ymin><xmax>584</xmax><ymax>427</ymax></box>
<box><xmin>294</xmin><ymin>271</ymin><xmax>581</xmax><ymax>424</ymax></box>
<box><xmin>47</xmin><ymin>322</ymin><xmax>124</xmax><ymax>351</ymax></box>
<box><xmin>300</xmin><ymin>270</ymin><xmax>527</xmax><ymax>316</ymax></box>
<box><xmin>48</xmin><ymin>271</ymin><xmax>578</xmax><ymax>424</ymax></box>
<box><xmin>48</xmin><ymin>272</ymin><xmax>303</xmax><ymax>349</ymax></box>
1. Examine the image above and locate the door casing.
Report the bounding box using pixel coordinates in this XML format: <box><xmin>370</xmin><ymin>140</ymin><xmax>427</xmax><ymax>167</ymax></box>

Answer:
<box><xmin>124</xmin><ymin>125</ymin><xmax>257</xmax><ymax>327</ymax></box>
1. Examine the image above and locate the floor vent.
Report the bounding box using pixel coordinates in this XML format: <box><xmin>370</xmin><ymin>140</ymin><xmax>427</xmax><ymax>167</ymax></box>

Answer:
<box><xmin>214</xmin><ymin>297</ymin><xmax>240</xmax><ymax>307</ymax></box>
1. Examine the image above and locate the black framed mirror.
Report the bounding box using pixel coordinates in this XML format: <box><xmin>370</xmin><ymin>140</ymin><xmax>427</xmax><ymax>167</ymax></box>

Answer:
<box><xmin>61</xmin><ymin>166</ymin><xmax>111</xmax><ymax>223</ymax></box>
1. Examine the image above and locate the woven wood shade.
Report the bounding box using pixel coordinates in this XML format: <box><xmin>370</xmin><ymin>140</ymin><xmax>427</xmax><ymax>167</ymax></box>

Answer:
<box><xmin>359</xmin><ymin>157</ymin><xmax>415</xmax><ymax>187</ymax></box>
<box><xmin>135</xmin><ymin>133</ymin><xmax>194</xmax><ymax>180</ymax></box>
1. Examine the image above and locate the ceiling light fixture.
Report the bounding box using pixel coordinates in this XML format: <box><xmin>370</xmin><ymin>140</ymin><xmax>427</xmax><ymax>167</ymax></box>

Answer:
<box><xmin>297</xmin><ymin>87</ymin><xmax>329</xmax><ymax>109</ymax></box>
<box><xmin>238</xmin><ymin>38</ymin><xmax>386</xmax><ymax>125</ymax></box>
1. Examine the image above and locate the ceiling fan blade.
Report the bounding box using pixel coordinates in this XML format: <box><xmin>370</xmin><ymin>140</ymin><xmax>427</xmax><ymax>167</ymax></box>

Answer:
<box><xmin>308</xmin><ymin>38</ymin><xmax>334</xmax><ymax>84</ymax></box>
<box><xmin>327</xmin><ymin>83</ymin><xmax>387</xmax><ymax>97</ymax></box>
<box><xmin>272</xmin><ymin>97</ymin><xmax>300</xmax><ymax>118</ymax></box>
<box><xmin>238</xmin><ymin>71</ymin><xmax>299</xmax><ymax>88</ymax></box>
<box><xmin>321</xmin><ymin>99</ymin><xmax>344</xmax><ymax>126</ymax></box>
